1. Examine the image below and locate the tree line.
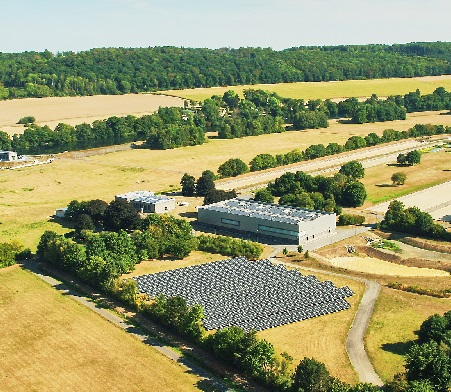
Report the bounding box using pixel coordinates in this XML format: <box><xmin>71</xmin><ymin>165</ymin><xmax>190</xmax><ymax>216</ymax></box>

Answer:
<box><xmin>1</xmin><ymin>87</ymin><xmax>450</xmax><ymax>155</ymax></box>
<box><xmin>1</xmin><ymin>43</ymin><xmax>451</xmax><ymax>99</ymax></box>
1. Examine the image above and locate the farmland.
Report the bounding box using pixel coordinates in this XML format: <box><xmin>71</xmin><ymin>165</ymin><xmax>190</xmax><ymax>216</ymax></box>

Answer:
<box><xmin>163</xmin><ymin>75</ymin><xmax>451</xmax><ymax>101</ymax></box>
<box><xmin>0</xmin><ymin>265</ymin><xmax>201</xmax><ymax>391</ymax></box>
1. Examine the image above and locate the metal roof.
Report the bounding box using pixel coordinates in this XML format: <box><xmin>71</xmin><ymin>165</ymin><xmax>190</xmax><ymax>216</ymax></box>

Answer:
<box><xmin>199</xmin><ymin>198</ymin><xmax>333</xmax><ymax>224</ymax></box>
<box><xmin>115</xmin><ymin>190</ymin><xmax>173</xmax><ymax>204</ymax></box>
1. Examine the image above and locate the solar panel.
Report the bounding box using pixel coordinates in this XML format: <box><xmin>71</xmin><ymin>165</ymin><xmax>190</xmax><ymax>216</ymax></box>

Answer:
<box><xmin>134</xmin><ymin>257</ymin><xmax>353</xmax><ymax>332</ymax></box>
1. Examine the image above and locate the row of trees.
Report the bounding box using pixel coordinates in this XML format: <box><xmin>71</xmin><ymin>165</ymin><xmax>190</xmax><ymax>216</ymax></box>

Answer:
<box><xmin>197</xmin><ymin>235</ymin><xmax>263</xmax><ymax>259</ymax></box>
<box><xmin>380</xmin><ymin>200</ymin><xmax>451</xmax><ymax>241</ymax></box>
<box><xmin>1</xmin><ymin>43</ymin><xmax>451</xmax><ymax>99</ymax></box>
<box><xmin>264</xmin><ymin>162</ymin><xmax>367</xmax><ymax>209</ymax></box>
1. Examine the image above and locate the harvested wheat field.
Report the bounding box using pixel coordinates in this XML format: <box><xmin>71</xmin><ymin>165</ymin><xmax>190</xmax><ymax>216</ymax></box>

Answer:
<box><xmin>0</xmin><ymin>94</ymin><xmax>184</xmax><ymax>136</ymax></box>
<box><xmin>0</xmin><ymin>265</ymin><xmax>200</xmax><ymax>392</ymax></box>
<box><xmin>328</xmin><ymin>256</ymin><xmax>449</xmax><ymax>277</ymax></box>
<box><xmin>164</xmin><ymin>75</ymin><xmax>451</xmax><ymax>101</ymax></box>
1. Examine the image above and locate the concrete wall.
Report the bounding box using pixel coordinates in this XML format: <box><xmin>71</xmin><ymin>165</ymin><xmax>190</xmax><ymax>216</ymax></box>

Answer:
<box><xmin>198</xmin><ymin>207</ymin><xmax>335</xmax><ymax>244</ymax></box>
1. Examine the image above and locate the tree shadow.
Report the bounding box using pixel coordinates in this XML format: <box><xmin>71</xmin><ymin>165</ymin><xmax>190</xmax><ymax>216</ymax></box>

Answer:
<box><xmin>337</xmin><ymin>119</ymin><xmax>353</xmax><ymax>124</ymax></box>
<box><xmin>375</xmin><ymin>184</ymin><xmax>396</xmax><ymax>188</ymax></box>
<box><xmin>381</xmin><ymin>340</ymin><xmax>415</xmax><ymax>356</ymax></box>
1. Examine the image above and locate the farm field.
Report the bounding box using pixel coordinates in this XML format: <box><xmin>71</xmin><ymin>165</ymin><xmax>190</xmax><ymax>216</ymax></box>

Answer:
<box><xmin>366</xmin><ymin>287</ymin><xmax>450</xmax><ymax>382</ymax></box>
<box><xmin>0</xmin><ymin>265</ymin><xmax>201</xmax><ymax>392</ymax></box>
<box><xmin>162</xmin><ymin>75</ymin><xmax>451</xmax><ymax>101</ymax></box>
<box><xmin>0</xmin><ymin>94</ymin><xmax>184</xmax><ymax>136</ymax></box>
<box><xmin>2</xmin><ymin>111</ymin><xmax>451</xmax><ymax>249</ymax></box>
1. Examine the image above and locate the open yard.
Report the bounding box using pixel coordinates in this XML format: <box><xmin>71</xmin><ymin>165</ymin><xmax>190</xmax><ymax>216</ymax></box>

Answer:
<box><xmin>0</xmin><ymin>94</ymin><xmax>184</xmax><ymax>136</ymax></box>
<box><xmin>163</xmin><ymin>75</ymin><xmax>451</xmax><ymax>102</ymax></box>
<box><xmin>0</xmin><ymin>265</ymin><xmax>201</xmax><ymax>392</ymax></box>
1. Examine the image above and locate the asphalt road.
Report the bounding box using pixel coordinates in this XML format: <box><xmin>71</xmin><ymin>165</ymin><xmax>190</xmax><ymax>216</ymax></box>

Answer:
<box><xmin>216</xmin><ymin>139</ymin><xmax>435</xmax><ymax>191</ymax></box>
<box><xmin>269</xmin><ymin>249</ymin><xmax>384</xmax><ymax>386</ymax></box>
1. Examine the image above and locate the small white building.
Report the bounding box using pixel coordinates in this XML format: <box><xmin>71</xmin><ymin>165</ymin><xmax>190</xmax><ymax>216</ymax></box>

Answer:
<box><xmin>198</xmin><ymin>198</ymin><xmax>336</xmax><ymax>245</ymax></box>
<box><xmin>0</xmin><ymin>151</ymin><xmax>18</xmax><ymax>161</ymax></box>
<box><xmin>55</xmin><ymin>207</ymin><xmax>68</xmax><ymax>218</ymax></box>
<box><xmin>115</xmin><ymin>191</ymin><xmax>175</xmax><ymax>214</ymax></box>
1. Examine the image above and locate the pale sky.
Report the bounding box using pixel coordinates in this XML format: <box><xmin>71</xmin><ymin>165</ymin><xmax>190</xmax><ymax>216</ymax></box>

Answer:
<box><xmin>2</xmin><ymin>0</ymin><xmax>451</xmax><ymax>53</ymax></box>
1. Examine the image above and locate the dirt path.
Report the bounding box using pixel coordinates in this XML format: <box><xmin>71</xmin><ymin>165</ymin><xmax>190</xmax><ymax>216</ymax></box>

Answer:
<box><xmin>268</xmin><ymin>248</ymin><xmax>384</xmax><ymax>386</ymax></box>
<box><xmin>22</xmin><ymin>262</ymin><xmax>235</xmax><ymax>392</ymax></box>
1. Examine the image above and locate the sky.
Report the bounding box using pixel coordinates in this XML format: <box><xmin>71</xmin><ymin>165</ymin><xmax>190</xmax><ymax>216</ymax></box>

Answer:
<box><xmin>2</xmin><ymin>0</ymin><xmax>451</xmax><ymax>53</ymax></box>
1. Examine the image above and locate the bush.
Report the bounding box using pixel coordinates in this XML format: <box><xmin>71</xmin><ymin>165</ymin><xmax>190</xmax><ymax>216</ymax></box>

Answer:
<box><xmin>338</xmin><ymin>214</ymin><xmax>366</xmax><ymax>226</ymax></box>
<box><xmin>197</xmin><ymin>234</ymin><xmax>263</xmax><ymax>259</ymax></box>
<box><xmin>17</xmin><ymin>115</ymin><xmax>35</xmax><ymax>125</ymax></box>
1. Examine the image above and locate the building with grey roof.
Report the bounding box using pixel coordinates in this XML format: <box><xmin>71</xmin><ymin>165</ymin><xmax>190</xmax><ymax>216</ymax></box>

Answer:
<box><xmin>197</xmin><ymin>198</ymin><xmax>336</xmax><ymax>244</ymax></box>
<box><xmin>115</xmin><ymin>190</ymin><xmax>175</xmax><ymax>214</ymax></box>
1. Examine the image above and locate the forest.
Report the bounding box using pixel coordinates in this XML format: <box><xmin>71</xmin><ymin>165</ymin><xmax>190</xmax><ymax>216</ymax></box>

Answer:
<box><xmin>1</xmin><ymin>42</ymin><xmax>451</xmax><ymax>99</ymax></box>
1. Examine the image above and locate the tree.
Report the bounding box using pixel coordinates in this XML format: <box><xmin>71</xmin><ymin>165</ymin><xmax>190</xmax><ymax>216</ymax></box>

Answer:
<box><xmin>291</xmin><ymin>357</ymin><xmax>332</xmax><ymax>392</ymax></box>
<box><xmin>103</xmin><ymin>199</ymin><xmax>141</xmax><ymax>232</ymax></box>
<box><xmin>405</xmin><ymin>341</ymin><xmax>451</xmax><ymax>392</ymax></box>
<box><xmin>397</xmin><ymin>153</ymin><xmax>408</xmax><ymax>165</ymax></box>
<box><xmin>75</xmin><ymin>214</ymin><xmax>95</xmax><ymax>233</ymax></box>
<box><xmin>418</xmin><ymin>314</ymin><xmax>449</xmax><ymax>345</ymax></box>
<box><xmin>203</xmin><ymin>189</ymin><xmax>237</xmax><ymax>205</ymax></box>
<box><xmin>406</xmin><ymin>150</ymin><xmax>421</xmax><ymax>165</ymax></box>
<box><xmin>180</xmin><ymin>173</ymin><xmax>196</xmax><ymax>196</ymax></box>
<box><xmin>341</xmin><ymin>182</ymin><xmax>367</xmax><ymax>207</ymax></box>
<box><xmin>250</xmin><ymin>154</ymin><xmax>278</xmax><ymax>171</ymax></box>
<box><xmin>217</xmin><ymin>158</ymin><xmax>249</xmax><ymax>178</ymax></box>
<box><xmin>391</xmin><ymin>172</ymin><xmax>407</xmax><ymax>186</ymax></box>
<box><xmin>196</xmin><ymin>170</ymin><xmax>216</xmax><ymax>196</ymax></box>
<box><xmin>254</xmin><ymin>189</ymin><xmax>275</xmax><ymax>204</ymax></box>
<box><xmin>339</xmin><ymin>160</ymin><xmax>365</xmax><ymax>180</ymax></box>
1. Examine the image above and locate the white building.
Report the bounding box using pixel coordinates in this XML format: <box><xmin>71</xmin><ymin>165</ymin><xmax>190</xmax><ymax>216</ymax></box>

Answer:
<box><xmin>115</xmin><ymin>191</ymin><xmax>175</xmax><ymax>214</ymax></box>
<box><xmin>0</xmin><ymin>151</ymin><xmax>18</xmax><ymax>161</ymax></box>
<box><xmin>198</xmin><ymin>198</ymin><xmax>336</xmax><ymax>244</ymax></box>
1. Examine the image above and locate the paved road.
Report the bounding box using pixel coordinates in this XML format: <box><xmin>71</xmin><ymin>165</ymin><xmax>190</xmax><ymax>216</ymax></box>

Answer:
<box><xmin>22</xmin><ymin>262</ymin><xmax>235</xmax><ymax>392</ymax></box>
<box><xmin>268</xmin><ymin>249</ymin><xmax>384</xmax><ymax>386</ymax></box>
<box><xmin>216</xmin><ymin>139</ymin><xmax>435</xmax><ymax>191</ymax></box>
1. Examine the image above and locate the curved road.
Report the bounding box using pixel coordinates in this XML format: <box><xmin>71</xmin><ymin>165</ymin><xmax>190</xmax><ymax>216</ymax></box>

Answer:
<box><xmin>268</xmin><ymin>248</ymin><xmax>383</xmax><ymax>386</ymax></box>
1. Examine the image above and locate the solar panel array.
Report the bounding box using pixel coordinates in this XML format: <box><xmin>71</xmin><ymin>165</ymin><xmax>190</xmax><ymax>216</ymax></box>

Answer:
<box><xmin>134</xmin><ymin>257</ymin><xmax>354</xmax><ymax>331</ymax></box>
<box><xmin>199</xmin><ymin>198</ymin><xmax>331</xmax><ymax>225</ymax></box>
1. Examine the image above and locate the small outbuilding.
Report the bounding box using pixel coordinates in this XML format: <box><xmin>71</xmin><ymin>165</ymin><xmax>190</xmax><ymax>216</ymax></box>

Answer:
<box><xmin>0</xmin><ymin>151</ymin><xmax>18</xmax><ymax>161</ymax></box>
<box><xmin>55</xmin><ymin>207</ymin><xmax>68</xmax><ymax>218</ymax></box>
<box><xmin>197</xmin><ymin>198</ymin><xmax>336</xmax><ymax>244</ymax></box>
<box><xmin>115</xmin><ymin>190</ymin><xmax>175</xmax><ymax>214</ymax></box>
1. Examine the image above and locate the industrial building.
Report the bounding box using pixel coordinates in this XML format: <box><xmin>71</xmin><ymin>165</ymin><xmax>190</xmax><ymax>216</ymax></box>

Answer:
<box><xmin>0</xmin><ymin>151</ymin><xmax>18</xmax><ymax>161</ymax></box>
<box><xmin>115</xmin><ymin>191</ymin><xmax>175</xmax><ymax>214</ymax></box>
<box><xmin>197</xmin><ymin>198</ymin><xmax>336</xmax><ymax>244</ymax></box>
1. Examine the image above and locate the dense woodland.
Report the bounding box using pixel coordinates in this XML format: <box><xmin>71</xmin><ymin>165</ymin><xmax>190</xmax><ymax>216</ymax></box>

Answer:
<box><xmin>1</xmin><ymin>42</ymin><xmax>451</xmax><ymax>99</ymax></box>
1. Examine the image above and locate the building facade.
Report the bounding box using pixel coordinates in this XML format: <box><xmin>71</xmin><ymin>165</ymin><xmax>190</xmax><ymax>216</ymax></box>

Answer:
<box><xmin>0</xmin><ymin>151</ymin><xmax>18</xmax><ymax>161</ymax></box>
<box><xmin>197</xmin><ymin>199</ymin><xmax>336</xmax><ymax>244</ymax></box>
<box><xmin>115</xmin><ymin>191</ymin><xmax>175</xmax><ymax>213</ymax></box>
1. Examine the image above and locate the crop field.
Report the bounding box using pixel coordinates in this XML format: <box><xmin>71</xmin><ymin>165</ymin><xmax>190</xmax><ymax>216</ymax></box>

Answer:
<box><xmin>0</xmin><ymin>94</ymin><xmax>184</xmax><ymax>136</ymax></box>
<box><xmin>366</xmin><ymin>287</ymin><xmax>450</xmax><ymax>382</ymax></box>
<box><xmin>0</xmin><ymin>265</ymin><xmax>200</xmax><ymax>392</ymax></box>
<box><xmin>2</xmin><ymin>111</ymin><xmax>451</xmax><ymax>249</ymax></box>
<box><xmin>163</xmin><ymin>75</ymin><xmax>451</xmax><ymax>101</ymax></box>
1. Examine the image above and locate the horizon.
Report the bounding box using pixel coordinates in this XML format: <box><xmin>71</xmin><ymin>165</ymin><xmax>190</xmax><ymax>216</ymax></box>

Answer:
<box><xmin>2</xmin><ymin>0</ymin><xmax>451</xmax><ymax>54</ymax></box>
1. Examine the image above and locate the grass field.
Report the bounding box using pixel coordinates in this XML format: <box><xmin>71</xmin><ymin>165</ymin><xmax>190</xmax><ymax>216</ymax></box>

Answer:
<box><xmin>366</xmin><ymin>287</ymin><xmax>450</xmax><ymax>382</ymax></box>
<box><xmin>2</xmin><ymin>110</ymin><xmax>451</xmax><ymax>249</ymax></box>
<box><xmin>162</xmin><ymin>75</ymin><xmax>451</xmax><ymax>102</ymax></box>
<box><xmin>361</xmin><ymin>149</ymin><xmax>451</xmax><ymax>206</ymax></box>
<box><xmin>258</xmin><ymin>267</ymin><xmax>365</xmax><ymax>384</ymax></box>
<box><xmin>0</xmin><ymin>265</ymin><xmax>201</xmax><ymax>392</ymax></box>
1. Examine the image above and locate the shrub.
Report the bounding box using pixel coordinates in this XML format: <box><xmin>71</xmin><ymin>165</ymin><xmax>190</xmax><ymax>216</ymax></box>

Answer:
<box><xmin>338</xmin><ymin>214</ymin><xmax>366</xmax><ymax>226</ymax></box>
<box><xmin>17</xmin><ymin>115</ymin><xmax>35</xmax><ymax>125</ymax></box>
